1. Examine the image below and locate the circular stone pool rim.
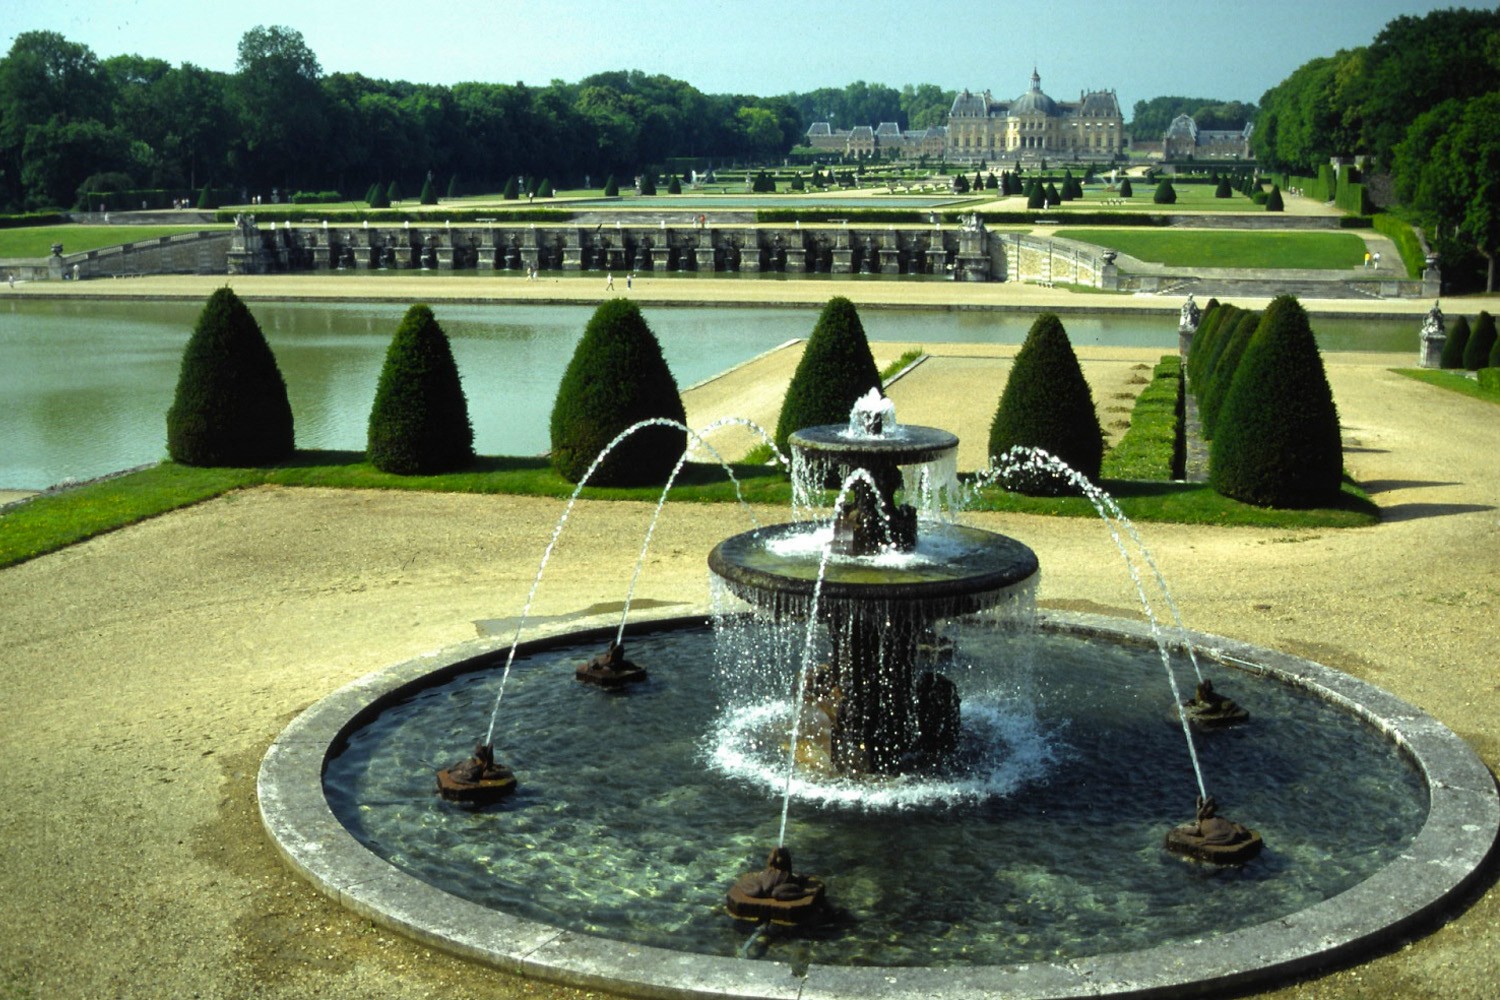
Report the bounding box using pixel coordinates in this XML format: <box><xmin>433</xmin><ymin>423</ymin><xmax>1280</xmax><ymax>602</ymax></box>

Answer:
<box><xmin>258</xmin><ymin>611</ymin><xmax>1499</xmax><ymax>1000</ymax></box>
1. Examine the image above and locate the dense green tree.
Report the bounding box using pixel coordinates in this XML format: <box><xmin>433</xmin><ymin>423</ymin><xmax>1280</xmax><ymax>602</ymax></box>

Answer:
<box><xmin>549</xmin><ymin>299</ymin><xmax>687</xmax><ymax>486</ymax></box>
<box><xmin>1250</xmin><ymin>52</ymin><xmax>1361</xmax><ymax>173</ymax></box>
<box><xmin>1463</xmin><ymin>311</ymin><xmax>1496</xmax><ymax>370</ymax></box>
<box><xmin>1440</xmin><ymin>315</ymin><xmax>1471</xmax><ymax>370</ymax></box>
<box><xmin>1128</xmin><ymin>95</ymin><xmax>1257</xmax><ymax>141</ymax></box>
<box><xmin>1354</xmin><ymin>8</ymin><xmax>1500</xmax><ymax>166</ymax></box>
<box><xmin>166</xmin><ymin>287</ymin><xmax>294</xmax><ymax>467</ymax></box>
<box><xmin>773</xmin><ymin>297</ymin><xmax>881</xmax><ymax>459</ymax></box>
<box><xmin>366</xmin><ymin>304</ymin><xmax>473</xmax><ymax>474</ymax></box>
<box><xmin>1394</xmin><ymin>92</ymin><xmax>1500</xmax><ymax>291</ymax></box>
<box><xmin>231</xmin><ymin>25</ymin><xmax>327</xmax><ymax>191</ymax></box>
<box><xmin>1210</xmin><ymin>296</ymin><xmax>1342</xmax><ymax>508</ymax></box>
<box><xmin>987</xmin><ymin>313</ymin><xmax>1103</xmax><ymax>495</ymax></box>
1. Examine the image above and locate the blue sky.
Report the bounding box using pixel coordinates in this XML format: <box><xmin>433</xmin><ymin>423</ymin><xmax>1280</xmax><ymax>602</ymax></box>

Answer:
<box><xmin>3</xmin><ymin>0</ymin><xmax>1465</xmax><ymax>113</ymax></box>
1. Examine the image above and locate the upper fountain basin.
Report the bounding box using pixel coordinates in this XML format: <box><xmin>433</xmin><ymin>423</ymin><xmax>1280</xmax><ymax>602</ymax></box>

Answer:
<box><xmin>790</xmin><ymin>423</ymin><xmax>959</xmax><ymax>468</ymax></box>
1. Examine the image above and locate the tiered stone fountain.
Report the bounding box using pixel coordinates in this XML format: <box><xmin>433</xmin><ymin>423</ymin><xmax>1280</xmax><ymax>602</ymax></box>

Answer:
<box><xmin>709</xmin><ymin>391</ymin><xmax>1038</xmax><ymax>776</ymax></box>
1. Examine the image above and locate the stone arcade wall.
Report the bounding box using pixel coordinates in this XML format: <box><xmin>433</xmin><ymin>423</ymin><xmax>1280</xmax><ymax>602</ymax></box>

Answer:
<box><xmin>225</xmin><ymin>221</ymin><xmax>1030</xmax><ymax>283</ymax></box>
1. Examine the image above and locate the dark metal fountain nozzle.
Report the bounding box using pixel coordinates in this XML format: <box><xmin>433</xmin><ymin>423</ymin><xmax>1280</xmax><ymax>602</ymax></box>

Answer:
<box><xmin>725</xmin><ymin>845</ymin><xmax>828</xmax><ymax>926</ymax></box>
<box><xmin>436</xmin><ymin>742</ymin><xmax>517</xmax><ymax>804</ymax></box>
<box><xmin>1164</xmin><ymin>795</ymin><xmax>1263</xmax><ymax>865</ymax></box>
<box><xmin>576</xmin><ymin>640</ymin><xmax>647</xmax><ymax>689</ymax></box>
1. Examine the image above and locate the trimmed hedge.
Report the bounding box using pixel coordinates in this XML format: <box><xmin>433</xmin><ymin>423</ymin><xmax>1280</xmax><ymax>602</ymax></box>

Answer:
<box><xmin>1464</xmin><ymin>312</ymin><xmax>1497</xmax><ymax>371</ymax></box>
<box><xmin>1371</xmin><ymin>214</ymin><xmax>1425</xmax><ymax>278</ymax></box>
<box><xmin>166</xmin><ymin>288</ymin><xmax>294</xmax><ymax>467</ymax></box>
<box><xmin>1479</xmin><ymin>368</ymin><xmax>1500</xmax><ymax>392</ymax></box>
<box><xmin>1199</xmin><ymin>310</ymin><xmax>1261</xmax><ymax>437</ymax></box>
<box><xmin>773</xmin><ymin>296</ymin><xmax>881</xmax><ymax>459</ymax></box>
<box><xmin>1441</xmin><ymin>315</ymin><xmax>1471</xmax><ymax>369</ymax></box>
<box><xmin>1210</xmin><ymin>295</ymin><xmax>1342</xmax><ymax>508</ymax></box>
<box><xmin>366</xmin><ymin>304</ymin><xmax>474</xmax><ymax>475</ymax></box>
<box><xmin>213</xmin><ymin>207</ymin><xmax>570</xmax><ymax>224</ymax></box>
<box><xmin>549</xmin><ymin>299</ymin><xmax>687</xmax><ymax>487</ymax></box>
<box><xmin>987</xmin><ymin>312</ymin><xmax>1104</xmax><ymax>494</ymax></box>
<box><xmin>1100</xmin><ymin>356</ymin><xmax>1183</xmax><ymax>481</ymax></box>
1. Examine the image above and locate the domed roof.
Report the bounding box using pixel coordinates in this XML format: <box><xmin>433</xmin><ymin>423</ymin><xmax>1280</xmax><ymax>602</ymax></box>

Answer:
<box><xmin>1012</xmin><ymin>68</ymin><xmax>1059</xmax><ymax>116</ymax></box>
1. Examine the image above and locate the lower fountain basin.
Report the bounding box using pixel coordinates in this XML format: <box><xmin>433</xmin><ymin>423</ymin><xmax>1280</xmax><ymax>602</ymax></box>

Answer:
<box><xmin>708</xmin><ymin>521</ymin><xmax>1039</xmax><ymax>618</ymax></box>
<box><xmin>259</xmin><ymin>612</ymin><xmax>1498</xmax><ymax>999</ymax></box>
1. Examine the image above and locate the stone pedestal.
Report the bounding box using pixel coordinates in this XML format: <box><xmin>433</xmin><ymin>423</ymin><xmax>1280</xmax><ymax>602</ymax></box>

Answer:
<box><xmin>785</xmin><ymin>247</ymin><xmax>807</xmax><ymax>273</ymax></box>
<box><xmin>880</xmin><ymin>249</ymin><xmax>902</xmax><ymax>274</ymax></box>
<box><xmin>477</xmin><ymin>229</ymin><xmax>499</xmax><ymax>269</ymax></box>
<box><xmin>1418</xmin><ymin>302</ymin><xmax>1446</xmax><ymax>369</ymax></box>
<box><xmin>831</xmin><ymin>249</ymin><xmax>853</xmax><ymax>274</ymax></box>
<box><xmin>562</xmin><ymin>231</ymin><xmax>583</xmax><ymax>271</ymax></box>
<box><xmin>927</xmin><ymin>247</ymin><xmax>949</xmax><ymax>275</ymax></box>
<box><xmin>739</xmin><ymin>238</ymin><xmax>761</xmax><ymax>272</ymax></box>
<box><xmin>312</xmin><ymin>239</ymin><xmax>335</xmax><ymax>270</ymax></box>
<box><xmin>695</xmin><ymin>246</ymin><xmax>718</xmax><ymax>272</ymax></box>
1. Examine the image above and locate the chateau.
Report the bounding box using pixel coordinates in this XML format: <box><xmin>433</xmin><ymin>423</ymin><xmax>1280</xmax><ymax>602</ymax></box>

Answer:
<box><xmin>805</xmin><ymin>69</ymin><xmax>1125</xmax><ymax>163</ymax></box>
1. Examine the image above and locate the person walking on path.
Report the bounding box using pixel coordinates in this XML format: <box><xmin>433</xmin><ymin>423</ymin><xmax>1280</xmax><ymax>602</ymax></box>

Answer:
<box><xmin>606</xmin><ymin>272</ymin><xmax>614</xmax><ymax>291</ymax></box>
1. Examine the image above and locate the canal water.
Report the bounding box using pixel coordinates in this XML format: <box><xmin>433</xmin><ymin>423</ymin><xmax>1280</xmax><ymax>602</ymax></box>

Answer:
<box><xmin>0</xmin><ymin>298</ymin><xmax>1414</xmax><ymax>491</ymax></box>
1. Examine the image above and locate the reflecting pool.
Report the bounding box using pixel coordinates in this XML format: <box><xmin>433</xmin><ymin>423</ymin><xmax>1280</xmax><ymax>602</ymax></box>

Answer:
<box><xmin>0</xmin><ymin>298</ymin><xmax>1414</xmax><ymax>490</ymax></box>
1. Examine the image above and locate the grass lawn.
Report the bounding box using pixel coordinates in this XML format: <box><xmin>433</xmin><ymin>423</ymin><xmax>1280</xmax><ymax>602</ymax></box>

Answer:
<box><xmin>1394</xmin><ymin>368</ymin><xmax>1500</xmax><ymax>405</ymax></box>
<box><xmin>0</xmin><ymin>224</ymin><xmax>229</xmax><ymax>258</ymax></box>
<box><xmin>1073</xmin><ymin>183</ymin><xmax>1264</xmax><ymax>213</ymax></box>
<box><xmin>1054</xmin><ymin>228</ymin><xmax>1367</xmax><ymax>270</ymax></box>
<box><xmin>1</xmin><ymin>451</ymin><xmax>1378</xmax><ymax>570</ymax></box>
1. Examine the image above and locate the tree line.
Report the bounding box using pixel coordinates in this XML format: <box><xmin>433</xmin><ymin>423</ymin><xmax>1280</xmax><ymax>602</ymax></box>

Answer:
<box><xmin>1250</xmin><ymin>6</ymin><xmax>1500</xmax><ymax>290</ymax></box>
<box><xmin>0</xmin><ymin>26</ymin><xmax>802</xmax><ymax>211</ymax></box>
<box><xmin>1</xmin><ymin>25</ymin><xmax>1260</xmax><ymax>215</ymax></box>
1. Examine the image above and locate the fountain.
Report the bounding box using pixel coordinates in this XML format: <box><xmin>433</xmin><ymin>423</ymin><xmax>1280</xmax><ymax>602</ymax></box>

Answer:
<box><xmin>259</xmin><ymin>396</ymin><xmax>1498</xmax><ymax>999</ymax></box>
<box><xmin>710</xmin><ymin>390</ymin><xmax>1038</xmax><ymax>777</ymax></box>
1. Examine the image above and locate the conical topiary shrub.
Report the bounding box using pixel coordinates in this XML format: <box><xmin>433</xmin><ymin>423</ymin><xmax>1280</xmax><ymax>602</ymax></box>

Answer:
<box><xmin>550</xmin><ymin>299</ymin><xmax>686</xmax><ymax>486</ymax></box>
<box><xmin>502</xmin><ymin>176</ymin><xmax>519</xmax><ymax>200</ymax></box>
<box><xmin>366</xmin><ymin>304</ymin><xmax>474</xmax><ymax>475</ymax></box>
<box><xmin>1463</xmin><ymin>311</ymin><xmax>1496</xmax><ymax>370</ymax></box>
<box><xmin>773</xmin><ymin>297</ymin><xmax>882</xmax><ymax>459</ymax></box>
<box><xmin>1153</xmin><ymin>179</ymin><xmax>1176</xmax><ymax>205</ymax></box>
<box><xmin>1440</xmin><ymin>315</ymin><xmax>1471</xmax><ymax>369</ymax></box>
<box><xmin>604</xmin><ymin>174</ymin><xmax>619</xmax><ymax>197</ymax></box>
<box><xmin>1265</xmin><ymin>184</ymin><xmax>1284</xmax><ymax>211</ymax></box>
<box><xmin>1119</xmin><ymin>177</ymin><xmax>1133</xmax><ymax>198</ymax></box>
<box><xmin>166</xmin><ymin>287</ymin><xmax>294</xmax><ymax>467</ymax></box>
<box><xmin>987</xmin><ymin>313</ymin><xmax>1104</xmax><ymax>494</ymax></box>
<box><xmin>1210</xmin><ymin>295</ymin><xmax>1342</xmax><ymax>508</ymax></box>
<box><xmin>419</xmin><ymin>177</ymin><xmax>437</xmax><ymax>205</ymax></box>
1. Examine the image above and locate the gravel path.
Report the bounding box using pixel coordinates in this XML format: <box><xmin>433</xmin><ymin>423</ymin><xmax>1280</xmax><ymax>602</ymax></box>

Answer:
<box><xmin>1</xmin><ymin>349</ymin><xmax>1496</xmax><ymax>999</ymax></box>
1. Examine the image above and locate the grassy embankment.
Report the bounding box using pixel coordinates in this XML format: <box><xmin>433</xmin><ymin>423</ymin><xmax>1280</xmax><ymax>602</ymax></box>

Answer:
<box><xmin>0</xmin><ymin>225</ymin><xmax>229</xmax><ymax>258</ymax></box>
<box><xmin>1054</xmin><ymin>228</ymin><xmax>1367</xmax><ymax>269</ymax></box>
